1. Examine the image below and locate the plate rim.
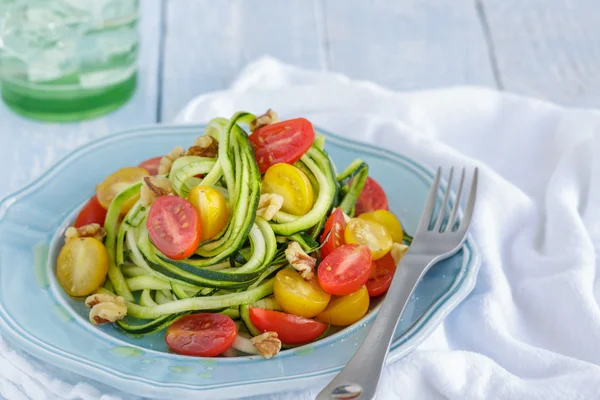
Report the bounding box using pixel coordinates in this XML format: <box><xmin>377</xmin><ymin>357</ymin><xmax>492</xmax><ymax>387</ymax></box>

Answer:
<box><xmin>0</xmin><ymin>122</ymin><xmax>481</xmax><ymax>398</ymax></box>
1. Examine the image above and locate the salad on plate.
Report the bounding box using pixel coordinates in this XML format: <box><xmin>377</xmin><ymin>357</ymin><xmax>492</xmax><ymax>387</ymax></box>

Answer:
<box><xmin>55</xmin><ymin>110</ymin><xmax>411</xmax><ymax>359</ymax></box>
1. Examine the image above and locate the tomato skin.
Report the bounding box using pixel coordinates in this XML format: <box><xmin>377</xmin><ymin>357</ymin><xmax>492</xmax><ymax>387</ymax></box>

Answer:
<box><xmin>317</xmin><ymin>244</ymin><xmax>372</xmax><ymax>296</ymax></box>
<box><xmin>273</xmin><ymin>269</ymin><xmax>331</xmax><ymax>318</ymax></box>
<box><xmin>262</xmin><ymin>163</ymin><xmax>314</xmax><ymax>215</ymax></box>
<box><xmin>366</xmin><ymin>252</ymin><xmax>396</xmax><ymax>297</ymax></box>
<box><xmin>249</xmin><ymin>118</ymin><xmax>315</xmax><ymax>173</ymax></box>
<box><xmin>249</xmin><ymin>308</ymin><xmax>327</xmax><ymax>345</ymax></box>
<box><xmin>165</xmin><ymin>313</ymin><xmax>237</xmax><ymax>357</ymax></box>
<box><xmin>355</xmin><ymin>177</ymin><xmax>388</xmax><ymax>216</ymax></box>
<box><xmin>147</xmin><ymin>196</ymin><xmax>201</xmax><ymax>260</ymax></box>
<box><xmin>138</xmin><ymin>157</ymin><xmax>162</xmax><ymax>176</ymax></box>
<box><xmin>96</xmin><ymin>167</ymin><xmax>149</xmax><ymax>215</ymax></box>
<box><xmin>344</xmin><ymin>218</ymin><xmax>393</xmax><ymax>261</ymax></box>
<box><xmin>188</xmin><ymin>186</ymin><xmax>229</xmax><ymax>241</ymax></box>
<box><xmin>320</xmin><ymin>208</ymin><xmax>346</xmax><ymax>259</ymax></box>
<box><xmin>317</xmin><ymin>286</ymin><xmax>370</xmax><ymax>326</ymax></box>
<box><xmin>56</xmin><ymin>237</ymin><xmax>108</xmax><ymax>297</ymax></box>
<box><xmin>358</xmin><ymin>210</ymin><xmax>403</xmax><ymax>243</ymax></box>
<box><xmin>74</xmin><ymin>196</ymin><xmax>107</xmax><ymax>228</ymax></box>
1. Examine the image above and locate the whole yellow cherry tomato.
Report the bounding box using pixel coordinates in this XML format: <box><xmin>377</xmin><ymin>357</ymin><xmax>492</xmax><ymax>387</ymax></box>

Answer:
<box><xmin>317</xmin><ymin>286</ymin><xmax>369</xmax><ymax>326</ymax></box>
<box><xmin>261</xmin><ymin>163</ymin><xmax>314</xmax><ymax>216</ymax></box>
<box><xmin>96</xmin><ymin>167</ymin><xmax>149</xmax><ymax>215</ymax></box>
<box><xmin>358</xmin><ymin>210</ymin><xmax>403</xmax><ymax>243</ymax></box>
<box><xmin>188</xmin><ymin>186</ymin><xmax>229</xmax><ymax>241</ymax></box>
<box><xmin>56</xmin><ymin>237</ymin><xmax>108</xmax><ymax>297</ymax></box>
<box><xmin>273</xmin><ymin>268</ymin><xmax>331</xmax><ymax>318</ymax></box>
<box><xmin>344</xmin><ymin>217</ymin><xmax>392</xmax><ymax>260</ymax></box>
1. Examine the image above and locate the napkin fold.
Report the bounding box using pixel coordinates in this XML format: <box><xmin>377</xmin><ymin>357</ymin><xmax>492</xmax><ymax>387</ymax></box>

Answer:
<box><xmin>2</xmin><ymin>56</ymin><xmax>600</xmax><ymax>400</ymax></box>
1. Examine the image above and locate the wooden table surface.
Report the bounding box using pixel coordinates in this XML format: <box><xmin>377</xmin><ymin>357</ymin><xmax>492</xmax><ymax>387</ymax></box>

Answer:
<box><xmin>3</xmin><ymin>0</ymin><xmax>599</xmax><ymax>198</ymax></box>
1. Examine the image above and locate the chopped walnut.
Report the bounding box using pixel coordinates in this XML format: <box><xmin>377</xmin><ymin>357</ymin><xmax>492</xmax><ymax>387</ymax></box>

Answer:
<box><xmin>257</xmin><ymin>193</ymin><xmax>284</xmax><ymax>221</ymax></box>
<box><xmin>187</xmin><ymin>135</ymin><xmax>219</xmax><ymax>158</ymax></box>
<box><xmin>250</xmin><ymin>331</ymin><xmax>281</xmax><ymax>359</ymax></box>
<box><xmin>140</xmin><ymin>176</ymin><xmax>174</xmax><ymax>207</ymax></box>
<box><xmin>85</xmin><ymin>293</ymin><xmax>126</xmax><ymax>308</ymax></box>
<box><xmin>85</xmin><ymin>293</ymin><xmax>127</xmax><ymax>325</ymax></box>
<box><xmin>65</xmin><ymin>223</ymin><xmax>106</xmax><ymax>242</ymax></box>
<box><xmin>285</xmin><ymin>241</ymin><xmax>316</xmax><ymax>281</ymax></box>
<box><xmin>250</xmin><ymin>109</ymin><xmax>278</xmax><ymax>132</ymax></box>
<box><xmin>158</xmin><ymin>146</ymin><xmax>185</xmax><ymax>175</ymax></box>
<box><xmin>390</xmin><ymin>243</ymin><xmax>409</xmax><ymax>264</ymax></box>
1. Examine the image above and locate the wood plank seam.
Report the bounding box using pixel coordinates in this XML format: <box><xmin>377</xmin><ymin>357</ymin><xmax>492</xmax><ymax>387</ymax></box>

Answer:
<box><xmin>315</xmin><ymin>0</ymin><xmax>331</xmax><ymax>70</ymax></box>
<box><xmin>156</xmin><ymin>0</ymin><xmax>168</xmax><ymax>122</ymax></box>
<box><xmin>474</xmin><ymin>0</ymin><xmax>503</xmax><ymax>90</ymax></box>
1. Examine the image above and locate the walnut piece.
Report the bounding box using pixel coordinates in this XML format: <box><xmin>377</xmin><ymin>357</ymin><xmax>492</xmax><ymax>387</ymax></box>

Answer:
<box><xmin>285</xmin><ymin>241</ymin><xmax>316</xmax><ymax>281</ymax></box>
<box><xmin>187</xmin><ymin>135</ymin><xmax>219</xmax><ymax>158</ymax></box>
<box><xmin>257</xmin><ymin>193</ymin><xmax>284</xmax><ymax>221</ymax></box>
<box><xmin>140</xmin><ymin>176</ymin><xmax>174</xmax><ymax>207</ymax></box>
<box><xmin>250</xmin><ymin>109</ymin><xmax>278</xmax><ymax>132</ymax></box>
<box><xmin>65</xmin><ymin>223</ymin><xmax>106</xmax><ymax>242</ymax></box>
<box><xmin>85</xmin><ymin>293</ymin><xmax>127</xmax><ymax>325</ymax></box>
<box><xmin>85</xmin><ymin>293</ymin><xmax>126</xmax><ymax>308</ymax></box>
<box><xmin>158</xmin><ymin>146</ymin><xmax>185</xmax><ymax>175</ymax></box>
<box><xmin>250</xmin><ymin>331</ymin><xmax>281</xmax><ymax>359</ymax></box>
<box><xmin>390</xmin><ymin>243</ymin><xmax>409</xmax><ymax>264</ymax></box>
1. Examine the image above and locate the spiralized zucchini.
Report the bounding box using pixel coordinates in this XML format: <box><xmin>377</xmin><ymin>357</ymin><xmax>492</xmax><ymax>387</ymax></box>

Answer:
<box><xmin>101</xmin><ymin>112</ymin><xmax>368</xmax><ymax>341</ymax></box>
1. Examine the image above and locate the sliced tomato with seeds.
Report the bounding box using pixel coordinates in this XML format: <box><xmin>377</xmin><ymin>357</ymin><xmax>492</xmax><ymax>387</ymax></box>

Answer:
<box><xmin>249</xmin><ymin>307</ymin><xmax>327</xmax><ymax>345</ymax></box>
<box><xmin>320</xmin><ymin>207</ymin><xmax>346</xmax><ymax>259</ymax></box>
<box><xmin>165</xmin><ymin>313</ymin><xmax>237</xmax><ymax>357</ymax></box>
<box><xmin>138</xmin><ymin>156</ymin><xmax>162</xmax><ymax>176</ymax></box>
<box><xmin>74</xmin><ymin>195</ymin><xmax>107</xmax><ymax>228</ymax></box>
<box><xmin>366</xmin><ymin>252</ymin><xmax>396</xmax><ymax>297</ymax></box>
<box><xmin>249</xmin><ymin>118</ymin><xmax>315</xmax><ymax>173</ymax></box>
<box><xmin>355</xmin><ymin>177</ymin><xmax>389</xmax><ymax>216</ymax></box>
<box><xmin>147</xmin><ymin>196</ymin><xmax>201</xmax><ymax>260</ymax></box>
<box><xmin>317</xmin><ymin>244</ymin><xmax>372</xmax><ymax>296</ymax></box>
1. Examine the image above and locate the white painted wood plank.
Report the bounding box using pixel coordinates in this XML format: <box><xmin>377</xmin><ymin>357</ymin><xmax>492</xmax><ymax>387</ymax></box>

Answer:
<box><xmin>322</xmin><ymin>0</ymin><xmax>497</xmax><ymax>90</ymax></box>
<box><xmin>0</xmin><ymin>0</ymin><xmax>161</xmax><ymax>198</ymax></box>
<box><xmin>482</xmin><ymin>0</ymin><xmax>600</xmax><ymax>107</ymax></box>
<box><xmin>161</xmin><ymin>0</ymin><xmax>324</xmax><ymax>122</ymax></box>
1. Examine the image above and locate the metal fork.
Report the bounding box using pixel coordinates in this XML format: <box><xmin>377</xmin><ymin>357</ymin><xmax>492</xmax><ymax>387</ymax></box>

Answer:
<box><xmin>316</xmin><ymin>167</ymin><xmax>478</xmax><ymax>400</ymax></box>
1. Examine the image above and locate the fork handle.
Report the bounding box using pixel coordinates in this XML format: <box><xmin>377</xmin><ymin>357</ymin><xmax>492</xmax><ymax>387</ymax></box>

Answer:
<box><xmin>315</xmin><ymin>253</ymin><xmax>437</xmax><ymax>400</ymax></box>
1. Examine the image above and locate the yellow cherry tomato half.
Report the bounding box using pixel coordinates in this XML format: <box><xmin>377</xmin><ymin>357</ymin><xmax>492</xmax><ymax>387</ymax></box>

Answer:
<box><xmin>188</xmin><ymin>186</ymin><xmax>229</xmax><ymax>241</ymax></box>
<box><xmin>96</xmin><ymin>167</ymin><xmax>149</xmax><ymax>215</ymax></box>
<box><xmin>273</xmin><ymin>268</ymin><xmax>331</xmax><ymax>318</ymax></box>
<box><xmin>358</xmin><ymin>209</ymin><xmax>404</xmax><ymax>243</ymax></box>
<box><xmin>317</xmin><ymin>285</ymin><xmax>369</xmax><ymax>326</ymax></box>
<box><xmin>344</xmin><ymin>217</ymin><xmax>393</xmax><ymax>260</ymax></box>
<box><xmin>261</xmin><ymin>163</ymin><xmax>314</xmax><ymax>216</ymax></box>
<box><xmin>56</xmin><ymin>237</ymin><xmax>108</xmax><ymax>297</ymax></box>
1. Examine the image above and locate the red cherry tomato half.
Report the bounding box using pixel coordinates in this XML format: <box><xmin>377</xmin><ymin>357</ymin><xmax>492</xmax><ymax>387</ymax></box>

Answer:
<box><xmin>320</xmin><ymin>207</ymin><xmax>346</xmax><ymax>259</ymax></box>
<box><xmin>138</xmin><ymin>156</ymin><xmax>162</xmax><ymax>176</ymax></box>
<box><xmin>249</xmin><ymin>308</ymin><xmax>328</xmax><ymax>345</ymax></box>
<box><xmin>165</xmin><ymin>313</ymin><xmax>237</xmax><ymax>357</ymax></box>
<box><xmin>249</xmin><ymin>118</ymin><xmax>315</xmax><ymax>173</ymax></box>
<box><xmin>366</xmin><ymin>252</ymin><xmax>396</xmax><ymax>297</ymax></box>
<box><xmin>318</xmin><ymin>244</ymin><xmax>372</xmax><ymax>296</ymax></box>
<box><xmin>74</xmin><ymin>196</ymin><xmax>107</xmax><ymax>228</ymax></box>
<box><xmin>355</xmin><ymin>177</ymin><xmax>389</xmax><ymax>216</ymax></box>
<box><xmin>147</xmin><ymin>196</ymin><xmax>201</xmax><ymax>260</ymax></box>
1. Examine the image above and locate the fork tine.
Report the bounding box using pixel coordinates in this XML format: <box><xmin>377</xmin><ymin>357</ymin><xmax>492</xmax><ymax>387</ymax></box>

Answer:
<box><xmin>456</xmin><ymin>168</ymin><xmax>478</xmax><ymax>234</ymax></box>
<box><xmin>445</xmin><ymin>168</ymin><xmax>466</xmax><ymax>232</ymax></box>
<box><xmin>433</xmin><ymin>167</ymin><xmax>453</xmax><ymax>232</ymax></box>
<box><xmin>416</xmin><ymin>167</ymin><xmax>441</xmax><ymax>234</ymax></box>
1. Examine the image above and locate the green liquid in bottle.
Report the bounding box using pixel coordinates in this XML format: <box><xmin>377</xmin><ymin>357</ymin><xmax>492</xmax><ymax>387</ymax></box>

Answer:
<box><xmin>0</xmin><ymin>0</ymin><xmax>140</xmax><ymax>122</ymax></box>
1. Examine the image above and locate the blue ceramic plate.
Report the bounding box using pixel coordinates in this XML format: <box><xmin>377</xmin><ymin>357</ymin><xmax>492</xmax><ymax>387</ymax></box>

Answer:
<box><xmin>0</xmin><ymin>124</ymin><xmax>480</xmax><ymax>399</ymax></box>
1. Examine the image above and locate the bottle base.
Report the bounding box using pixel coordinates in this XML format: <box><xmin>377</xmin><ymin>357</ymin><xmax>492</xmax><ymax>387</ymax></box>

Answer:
<box><xmin>1</xmin><ymin>73</ymin><xmax>137</xmax><ymax>123</ymax></box>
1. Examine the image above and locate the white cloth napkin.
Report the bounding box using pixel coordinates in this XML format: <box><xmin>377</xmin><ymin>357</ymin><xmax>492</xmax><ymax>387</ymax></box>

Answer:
<box><xmin>3</xmin><ymin>56</ymin><xmax>600</xmax><ymax>400</ymax></box>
